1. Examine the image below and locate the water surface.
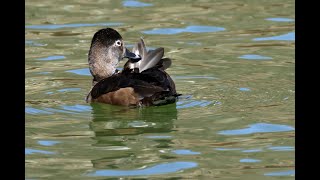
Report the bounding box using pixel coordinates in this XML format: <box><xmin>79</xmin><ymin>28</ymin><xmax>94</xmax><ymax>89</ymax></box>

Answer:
<box><xmin>26</xmin><ymin>0</ymin><xmax>294</xmax><ymax>179</ymax></box>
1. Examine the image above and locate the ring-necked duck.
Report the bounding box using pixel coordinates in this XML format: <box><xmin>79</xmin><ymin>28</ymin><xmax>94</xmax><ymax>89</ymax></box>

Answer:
<box><xmin>86</xmin><ymin>28</ymin><xmax>180</xmax><ymax>107</ymax></box>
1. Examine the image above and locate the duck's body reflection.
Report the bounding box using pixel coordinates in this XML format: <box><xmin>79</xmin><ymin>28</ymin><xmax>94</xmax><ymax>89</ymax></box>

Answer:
<box><xmin>88</xmin><ymin>103</ymin><xmax>178</xmax><ymax>169</ymax></box>
<box><xmin>89</xmin><ymin>103</ymin><xmax>178</xmax><ymax>136</ymax></box>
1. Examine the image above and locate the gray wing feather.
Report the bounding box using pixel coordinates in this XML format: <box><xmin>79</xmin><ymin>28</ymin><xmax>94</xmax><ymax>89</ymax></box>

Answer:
<box><xmin>139</xmin><ymin>47</ymin><xmax>164</xmax><ymax>72</ymax></box>
<box><xmin>132</xmin><ymin>38</ymin><xmax>147</xmax><ymax>57</ymax></box>
<box><xmin>131</xmin><ymin>38</ymin><xmax>166</xmax><ymax>72</ymax></box>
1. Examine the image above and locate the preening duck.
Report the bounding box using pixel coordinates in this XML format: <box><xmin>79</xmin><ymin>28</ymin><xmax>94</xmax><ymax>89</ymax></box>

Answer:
<box><xmin>86</xmin><ymin>28</ymin><xmax>180</xmax><ymax>107</ymax></box>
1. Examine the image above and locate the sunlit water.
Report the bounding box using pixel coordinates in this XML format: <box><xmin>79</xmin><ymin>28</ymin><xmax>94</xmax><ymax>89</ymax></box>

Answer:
<box><xmin>26</xmin><ymin>0</ymin><xmax>295</xmax><ymax>179</ymax></box>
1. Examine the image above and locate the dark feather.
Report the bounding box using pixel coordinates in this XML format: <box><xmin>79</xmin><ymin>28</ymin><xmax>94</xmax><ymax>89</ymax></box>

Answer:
<box><xmin>159</xmin><ymin>58</ymin><xmax>172</xmax><ymax>70</ymax></box>
<box><xmin>88</xmin><ymin>66</ymin><xmax>179</xmax><ymax>106</ymax></box>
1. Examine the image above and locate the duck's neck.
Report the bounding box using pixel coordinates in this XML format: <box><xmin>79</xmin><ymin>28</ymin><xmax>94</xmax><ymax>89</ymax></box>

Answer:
<box><xmin>88</xmin><ymin>45</ymin><xmax>118</xmax><ymax>85</ymax></box>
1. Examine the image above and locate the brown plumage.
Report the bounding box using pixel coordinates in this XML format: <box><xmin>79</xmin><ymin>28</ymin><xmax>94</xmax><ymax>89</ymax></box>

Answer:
<box><xmin>92</xmin><ymin>87</ymin><xmax>139</xmax><ymax>106</ymax></box>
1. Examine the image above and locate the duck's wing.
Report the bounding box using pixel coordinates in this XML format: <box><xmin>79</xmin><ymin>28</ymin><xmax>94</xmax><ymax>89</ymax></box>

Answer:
<box><xmin>87</xmin><ymin>69</ymin><xmax>179</xmax><ymax>106</ymax></box>
<box><xmin>131</xmin><ymin>38</ymin><xmax>165</xmax><ymax>73</ymax></box>
<box><xmin>139</xmin><ymin>47</ymin><xmax>164</xmax><ymax>72</ymax></box>
<box><xmin>123</xmin><ymin>38</ymin><xmax>147</xmax><ymax>72</ymax></box>
<box><xmin>158</xmin><ymin>58</ymin><xmax>172</xmax><ymax>70</ymax></box>
<box><xmin>88</xmin><ymin>73</ymin><xmax>166</xmax><ymax>101</ymax></box>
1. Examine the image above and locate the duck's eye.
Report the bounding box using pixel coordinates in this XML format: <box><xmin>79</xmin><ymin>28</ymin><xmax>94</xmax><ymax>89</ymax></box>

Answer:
<box><xmin>115</xmin><ymin>40</ymin><xmax>122</xmax><ymax>46</ymax></box>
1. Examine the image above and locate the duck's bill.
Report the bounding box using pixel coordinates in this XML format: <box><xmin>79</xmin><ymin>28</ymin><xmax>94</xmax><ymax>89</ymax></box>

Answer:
<box><xmin>124</xmin><ymin>48</ymin><xmax>141</xmax><ymax>61</ymax></box>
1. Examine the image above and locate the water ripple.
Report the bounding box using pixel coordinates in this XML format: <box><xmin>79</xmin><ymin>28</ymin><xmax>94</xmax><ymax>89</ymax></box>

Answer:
<box><xmin>57</xmin><ymin>88</ymin><xmax>81</xmax><ymax>92</ymax></box>
<box><xmin>36</xmin><ymin>55</ymin><xmax>66</xmax><ymax>61</ymax></box>
<box><xmin>215</xmin><ymin>148</ymin><xmax>243</xmax><ymax>151</ymax></box>
<box><xmin>238</xmin><ymin>54</ymin><xmax>272</xmax><ymax>60</ymax></box>
<box><xmin>86</xmin><ymin>161</ymin><xmax>198</xmax><ymax>177</ymax></box>
<box><xmin>176</xmin><ymin>100</ymin><xmax>214</xmax><ymax>109</ymax></box>
<box><xmin>128</xmin><ymin>121</ymin><xmax>154</xmax><ymax>128</ymax></box>
<box><xmin>25</xmin><ymin>148</ymin><xmax>56</xmax><ymax>155</ymax></box>
<box><xmin>265</xmin><ymin>18</ymin><xmax>294</xmax><ymax>22</ymax></box>
<box><xmin>253</xmin><ymin>32</ymin><xmax>295</xmax><ymax>41</ymax></box>
<box><xmin>28</xmin><ymin>105</ymin><xmax>91</xmax><ymax>115</ymax></box>
<box><xmin>25</xmin><ymin>107</ymin><xmax>53</xmax><ymax>115</ymax></box>
<box><xmin>177</xmin><ymin>41</ymin><xmax>202</xmax><ymax>46</ymax></box>
<box><xmin>123</xmin><ymin>0</ymin><xmax>153</xmax><ymax>7</ymax></box>
<box><xmin>142</xmin><ymin>25</ymin><xmax>225</xmax><ymax>35</ymax></box>
<box><xmin>42</xmin><ymin>107</ymin><xmax>78</xmax><ymax>114</ymax></box>
<box><xmin>44</xmin><ymin>88</ymin><xmax>81</xmax><ymax>95</ymax></box>
<box><xmin>25</xmin><ymin>40</ymin><xmax>47</xmax><ymax>47</ymax></box>
<box><xmin>264</xmin><ymin>170</ymin><xmax>295</xmax><ymax>177</ymax></box>
<box><xmin>145</xmin><ymin>135</ymin><xmax>172</xmax><ymax>139</ymax></box>
<box><xmin>61</xmin><ymin>104</ymin><xmax>92</xmax><ymax>112</ymax></box>
<box><xmin>241</xmin><ymin>149</ymin><xmax>263</xmax><ymax>153</ymax></box>
<box><xmin>239</xmin><ymin>158</ymin><xmax>261</xmax><ymax>163</ymax></box>
<box><xmin>267</xmin><ymin>146</ymin><xmax>294</xmax><ymax>151</ymax></box>
<box><xmin>38</xmin><ymin>140</ymin><xmax>60</xmax><ymax>146</ymax></box>
<box><xmin>239</xmin><ymin>87</ymin><xmax>251</xmax><ymax>92</ymax></box>
<box><xmin>172</xmin><ymin>149</ymin><xmax>201</xmax><ymax>155</ymax></box>
<box><xmin>37</xmin><ymin>72</ymin><xmax>52</xmax><ymax>75</ymax></box>
<box><xmin>66</xmin><ymin>68</ymin><xmax>91</xmax><ymax>76</ymax></box>
<box><xmin>26</xmin><ymin>22</ymin><xmax>123</xmax><ymax>30</ymax></box>
<box><xmin>218</xmin><ymin>123</ymin><xmax>294</xmax><ymax>135</ymax></box>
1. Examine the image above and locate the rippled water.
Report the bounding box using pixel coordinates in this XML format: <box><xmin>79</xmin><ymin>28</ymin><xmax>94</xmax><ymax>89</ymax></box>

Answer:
<box><xmin>26</xmin><ymin>0</ymin><xmax>295</xmax><ymax>179</ymax></box>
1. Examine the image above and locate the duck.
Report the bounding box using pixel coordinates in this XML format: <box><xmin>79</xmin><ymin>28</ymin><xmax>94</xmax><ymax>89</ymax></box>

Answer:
<box><xmin>86</xmin><ymin>28</ymin><xmax>180</xmax><ymax>107</ymax></box>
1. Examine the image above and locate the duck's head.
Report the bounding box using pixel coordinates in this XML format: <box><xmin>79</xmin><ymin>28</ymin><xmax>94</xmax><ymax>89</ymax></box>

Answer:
<box><xmin>88</xmin><ymin>28</ymin><xmax>140</xmax><ymax>83</ymax></box>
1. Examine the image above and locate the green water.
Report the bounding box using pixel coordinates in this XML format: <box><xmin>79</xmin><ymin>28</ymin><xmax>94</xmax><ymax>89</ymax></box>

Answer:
<box><xmin>26</xmin><ymin>0</ymin><xmax>295</xmax><ymax>179</ymax></box>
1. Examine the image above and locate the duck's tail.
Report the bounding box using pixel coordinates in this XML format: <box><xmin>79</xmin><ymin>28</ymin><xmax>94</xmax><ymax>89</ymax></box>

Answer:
<box><xmin>140</xmin><ymin>91</ymin><xmax>181</xmax><ymax>106</ymax></box>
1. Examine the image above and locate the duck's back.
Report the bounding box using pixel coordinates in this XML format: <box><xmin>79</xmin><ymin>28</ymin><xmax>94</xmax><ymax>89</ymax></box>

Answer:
<box><xmin>87</xmin><ymin>66</ymin><xmax>178</xmax><ymax>106</ymax></box>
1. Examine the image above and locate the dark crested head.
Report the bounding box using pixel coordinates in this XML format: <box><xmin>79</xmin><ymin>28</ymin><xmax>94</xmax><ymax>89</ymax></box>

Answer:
<box><xmin>88</xmin><ymin>28</ymin><xmax>141</xmax><ymax>85</ymax></box>
<box><xmin>91</xmin><ymin>28</ymin><xmax>123</xmax><ymax>47</ymax></box>
<box><xmin>88</xmin><ymin>28</ymin><xmax>126</xmax><ymax>84</ymax></box>
<box><xmin>90</xmin><ymin>28</ymin><xmax>141</xmax><ymax>60</ymax></box>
